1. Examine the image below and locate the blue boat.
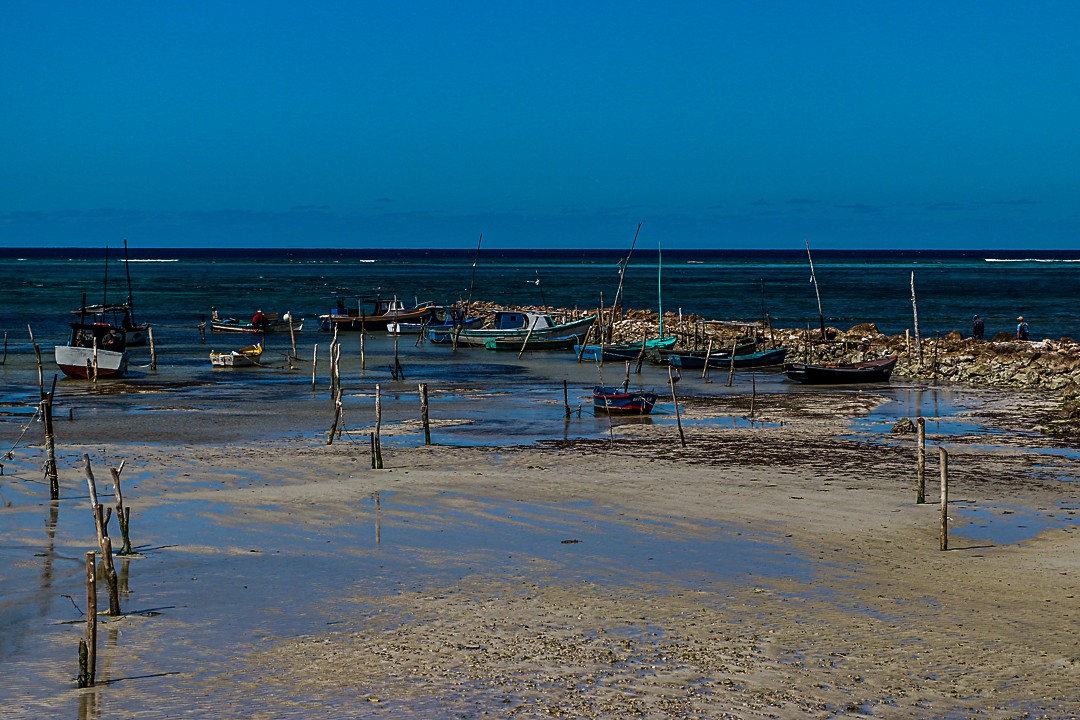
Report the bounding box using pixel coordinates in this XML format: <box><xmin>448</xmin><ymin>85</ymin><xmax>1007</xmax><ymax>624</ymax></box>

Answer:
<box><xmin>655</xmin><ymin>346</ymin><xmax>788</xmax><ymax>370</ymax></box>
<box><xmin>429</xmin><ymin>310</ymin><xmax>595</xmax><ymax>347</ymax></box>
<box><xmin>574</xmin><ymin>335</ymin><xmax>678</xmax><ymax>362</ymax></box>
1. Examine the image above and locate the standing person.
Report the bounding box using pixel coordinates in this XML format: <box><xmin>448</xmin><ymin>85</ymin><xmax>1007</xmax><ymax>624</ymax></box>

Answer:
<box><xmin>1016</xmin><ymin>316</ymin><xmax>1029</xmax><ymax>340</ymax></box>
<box><xmin>251</xmin><ymin>309</ymin><xmax>267</xmax><ymax>330</ymax></box>
<box><xmin>972</xmin><ymin>314</ymin><xmax>984</xmax><ymax>340</ymax></box>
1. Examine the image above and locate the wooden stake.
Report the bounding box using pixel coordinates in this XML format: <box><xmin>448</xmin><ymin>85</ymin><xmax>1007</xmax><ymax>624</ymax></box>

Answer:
<box><xmin>727</xmin><ymin>337</ymin><xmax>737</xmax><ymax>387</ymax></box>
<box><xmin>668</xmin><ymin>366</ymin><xmax>686</xmax><ymax>448</ymax></box>
<box><xmin>2</xmin><ymin>330</ymin><xmax>7</xmax><ymax>364</ymax></box>
<box><xmin>42</xmin><ymin>375</ymin><xmax>59</xmax><ymax>499</ymax></box>
<box><xmin>916</xmin><ymin>417</ymin><xmax>926</xmax><ymax>504</ymax></box>
<box><xmin>911</xmin><ymin>271</ymin><xmax>923</xmax><ymax>364</ymax></box>
<box><xmin>701</xmin><ymin>338</ymin><xmax>713</xmax><ymax>380</ymax></box>
<box><xmin>563</xmin><ymin>379</ymin><xmax>571</xmax><ymax>418</ymax></box>
<box><xmin>198</xmin><ymin>320</ymin><xmax>206</xmax><ymax>343</ymax></box>
<box><xmin>516</xmin><ymin>319</ymin><xmax>536</xmax><ymax>359</ymax></box>
<box><xmin>288</xmin><ymin>313</ymin><xmax>297</xmax><ymax>360</ymax></box>
<box><xmin>374</xmin><ymin>384</ymin><xmax>383</xmax><ymax>469</ymax></box>
<box><xmin>148</xmin><ymin>326</ymin><xmax>157</xmax><ymax>371</ymax></box>
<box><xmin>419</xmin><ymin>382</ymin><xmax>431</xmax><ymax>445</ymax></box>
<box><xmin>939</xmin><ymin>447</ymin><xmax>949</xmax><ymax>551</ymax></box>
<box><xmin>311</xmin><ymin>344</ymin><xmax>318</xmax><ymax>391</ymax></box>
<box><xmin>78</xmin><ymin>551</ymin><xmax>97</xmax><ymax>687</ymax></box>
<box><xmin>359</xmin><ymin>327</ymin><xmax>366</xmax><ymax>370</ymax></box>
<box><xmin>110</xmin><ymin>462</ymin><xmax>133</xmax><ymax>554</ymax></box>
<box><xmin>622</xmin><ymin>361</ymin><xmax>630</xmax><ymax>392</ymax></box>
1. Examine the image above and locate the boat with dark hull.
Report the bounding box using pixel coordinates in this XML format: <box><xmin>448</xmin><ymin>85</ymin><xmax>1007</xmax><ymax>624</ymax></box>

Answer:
<box><xmin>784</xmin><ymin>355</ymin><xmax>898</xmax><ymax>384</ymax></box>
<box><xmin>319</xmin><ymin>295</ymin><xmax>434</xmax><ymax>332</ymax></box>
<box><xmin>592</xmin><ymin>386</ymin><xmax>658</xmax><ymax>415</ymax></box>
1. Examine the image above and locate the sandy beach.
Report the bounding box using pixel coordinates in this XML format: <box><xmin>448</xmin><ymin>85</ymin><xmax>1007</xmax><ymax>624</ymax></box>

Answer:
<box><xmin>2</xmin><ymin>376</ymin><xmax>1078</xmax><ymax>719</ymax></box>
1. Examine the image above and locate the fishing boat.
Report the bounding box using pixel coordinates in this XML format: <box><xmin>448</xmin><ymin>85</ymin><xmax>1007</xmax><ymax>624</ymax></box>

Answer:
<box><xmin>483</xmin><ymin>334</ymin><xmax>580</xmax><ymax>351</ymax></box>
<box><xmin>211</xmin><ymin>310</ymin><xmax>303</xmax><ymax>334</ymax></box>
<box><xmin>387</xmin><ymin>306</ymin><xmax>485</xmax><ymax>334</ymax></box>
<box><xmin>574</xmin><ymin>335</ymin><xmax>678</xmax><ymax>362</ymax></box>
<box><xmin>592</xmin><ymin>386</ymin><xmax>658</xmax><ymax>415</ymax></box>
<box><xmin>54</xmin><ymin>321</ymin><xmax>129</xmax><ymax>379</ymax></box>
<box><xmin>784</xmin><ymin>355</ymin><xmax>898</xmax><ymax>384</ymax></box>
<box><xmin>652</xmin><ymin>346</ymin><xmax>787</xmax><ymax>370</ymax></box>
<box><xmin>428</xmin><ymin>311</ymin><xmax>596</xmax><ymax>347</ymax></box>
<box><xmin>319</xmin><ymin>295</ymin><xmax>434</xmax><ymax>332</ymax></box>
<box><xmin>209</xmin><ymin>343</ymin><xmax>263</xmax><ymax>367</ymax></box>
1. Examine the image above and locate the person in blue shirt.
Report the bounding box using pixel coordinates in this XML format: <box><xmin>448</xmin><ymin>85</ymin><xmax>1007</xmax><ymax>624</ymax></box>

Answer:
<box><xmin>1016</xmin><ymin>316</ymin><xmax>1029</xmax><ymax>340</ymax></box>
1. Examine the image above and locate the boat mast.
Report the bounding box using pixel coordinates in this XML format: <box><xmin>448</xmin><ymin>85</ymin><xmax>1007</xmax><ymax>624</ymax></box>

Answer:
<box><xmin>805</xmin><ymin>238</ymin><xmax>826</xmax><ymax>339</ymax></box>
<box><xmin>123</xmin><ymin>238</ymin><xmax>136</xmax><ymax>325</ymax></box>
<box><xmin>102</xmin><ymin>244</ymin><xmax>109</xmax><ymax>310</ymax></box>
<box><xmin>611</xmin><ymin>222</ymin><xmax>641</xmax><ymax>319</ymax></box>
<box><xmin>657</xmin><ymin>236</ymin><xmax>663</xmax><ymax>338</ymax></box>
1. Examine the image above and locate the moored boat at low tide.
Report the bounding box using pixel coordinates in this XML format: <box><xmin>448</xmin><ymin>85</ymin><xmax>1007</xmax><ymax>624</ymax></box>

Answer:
<box><xmin>319</xmin><ymin>295</ymin><xmax>434</xmax><ymax>332</ymax></box>
<box><xmin>784</xmin><ymin>355</ymin><xmax>898</xmax><ymax>384</ymax></box>
<box><xmin>54</xmin><ymin>321</ymin><xmax>129</xmax><ymax>379</ymax></box>
<box><xmin>209</xmin><ymin>343</ymin><xmax>263</xmax><ymax>367</ymax></box>
<box><xmin>592</xmin><ymin>386</ymin><xmax>658</xmax><ymax>415</ymax></box>
<box><xmin>428</xmin><ymin>310</ymin><xmax>595</xmax><ymax>347</ymax></box>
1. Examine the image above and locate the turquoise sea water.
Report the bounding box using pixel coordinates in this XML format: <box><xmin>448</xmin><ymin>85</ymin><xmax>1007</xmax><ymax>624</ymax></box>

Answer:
<box><xmin>3</xmin><ymin>247</ymin><xmax>1080</xmax><ymax>346</ymax></box>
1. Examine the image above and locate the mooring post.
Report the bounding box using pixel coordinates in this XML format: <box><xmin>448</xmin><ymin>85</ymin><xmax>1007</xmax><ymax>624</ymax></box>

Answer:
<box><xmin>622</xmin><ymin>361</ymin><xmax>630</xmax><ymax>393</ymax></box>
<box><xmin>288</xmin><ymin>315</ymin><xmax>297</xmax><ymax>360</ymax></box>
<box><xmin>419</xmin><ymin>382</ymin><xmax>431</xmax><ymax>445</ymax></box>
<box><xmin>374</xmin><ymin>384</ymin><xmax>383</xmax><ymax>468</ymax></box>
<box><xmin>148</xmin><ymin>327</ymin><xmax>157</xmax><ymax>371</ymax></box>
<box><xmin>42</xmin><ymin>376</ymin><xmax>59</xmax><ymax>499</ymax></box>
<box><xmin>668</xmin><ymin>366</ymin><xmax>686</xmax><ymax>448</ymax></box>
<box><xmin>563</xmin><ymin>379</ymin><xmax>571</xmax><ymax>419</ymax></box>
<box><xmin>701</xmin><ymin>337</ymin><xmax>713</xmax><ymax>380</ymax></box>
<box><xmin>916</xmin><ymin>417</ymin><xmax>926</xmax><ymax>504</ymax></box>
<box><xmin>78</xmin><ymin>551</ymin><xmax>97</xmax><ymax>688</ymax></box>
<box><xmin>939</xmin><ymin>446</ymin><xmax>949</xmax><ymax>551</ymax></box>
<box><xmin>727</xmin><ymin>337</ymin><xmax>737</xmax><ymax>387</ymax></box>
<box><xmin>311</xmin><ymin>344</ymin><xmax>318</xmax><ymax>391</ymax></box>
<box><xmin>110</xmin><ymin>463</ymin><xmax>133</xmax><ymax>555</ymax></box>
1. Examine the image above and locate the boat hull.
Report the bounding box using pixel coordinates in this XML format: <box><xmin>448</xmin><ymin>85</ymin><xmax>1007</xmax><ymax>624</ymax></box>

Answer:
<box><xmin>436</xmin><ymin>315</ymin><xmax>596</xmax><ymax>347</ymax></box>
<box><xmin>210</xmin><ymin>344</ymin><xmax>263</xmax><ymax>367</ymax></box>
<box><xmin>574</xmin><ymin>336</ymin><xmax>678</xmax><ymax>362</ymax></box>
<box><xmin>54</xmin><ymin>346</ymin><xmax>129</xmax><ymax>379</ymax></box>
<box><xmin>659</xmin><ymin>347</ymin><xmax>788</xmax><ymax>370</ymax></box>
<box><xmin>784</xmin><ymin>356</ymin><xmax>898</xmax><ymax>384</ymax></box>
<box><xmin>212</xmin><ymin>319</ymin><xmax>303</xmax><ymax>334</ymax></box>
<box><xmin>592</xmin><ymin>386</ymin><xmax>658</xmax><ymax>415</ymax></box>
<box><xmin>484</xmin><ymin>335</ymin><xmax>580</xmax><ymax>351</ymax></box>
<box><xmin>319</xmin><ymin>307</ymin><xmax>431</xmax><ymax>332</ymax></box>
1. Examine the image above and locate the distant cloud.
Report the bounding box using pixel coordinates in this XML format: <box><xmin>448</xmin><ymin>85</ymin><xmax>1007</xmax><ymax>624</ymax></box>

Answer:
<box><xmin>924</xmin><ymin>201</ymin><xmax>964</xmax><ymax>212</ymax></box>
<box><xmin>835</xmin><ymin>203</ymin><xmax>885</xmax><ymax>214</ymax></box>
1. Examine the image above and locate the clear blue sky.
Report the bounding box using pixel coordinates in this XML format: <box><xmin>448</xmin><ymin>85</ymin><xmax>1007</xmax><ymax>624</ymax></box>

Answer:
<box><xmin>3</xmin><ymin>2</ymin><xmax>1080</xmax><ymax>249</ymax></box>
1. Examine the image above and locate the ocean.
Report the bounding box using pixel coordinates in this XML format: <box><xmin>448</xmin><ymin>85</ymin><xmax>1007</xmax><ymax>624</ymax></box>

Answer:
<box><xmin>3</xmin><ymin>246</ymin><xmax>1080</xmax><ymax>345</ymax></box>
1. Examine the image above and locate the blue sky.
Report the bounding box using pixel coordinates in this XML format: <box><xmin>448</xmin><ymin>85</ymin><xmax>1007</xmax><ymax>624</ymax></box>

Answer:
<box><xmin>3</xmin><ymin>2</ymin><xmax>1080</xmax><ymax>249</ymax></box>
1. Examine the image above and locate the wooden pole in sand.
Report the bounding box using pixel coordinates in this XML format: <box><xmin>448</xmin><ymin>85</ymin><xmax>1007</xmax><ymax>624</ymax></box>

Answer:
<box><xmin>29</xmin><ymin>326</ymin><xmax>43</xmax><ymax>395</ymax></box>
<box><xmin>288</xmin><ymin>315</ymin><xmax>297</xmax><ymax>360</ymax></box>
<box><xmin>668</xmin><ymin>366</ymin><xmax>686</xmax><ymax>447</ymax></box>
<box><xmin>939</xmin><ymin>447</ymin><xmax>949</xmax><ymax>551</ymax></box>
<box><xmin>148</xmin><ymin>327</ymin><xmax>157</xmax><ymax>371</ymax></box>
<box><xmin>110</xmin><ymin>461</ymin><xmax>133</xmax><ymax>555</ymax></box>
<box><xmin>516</xmin><ymin>320</ymin><xmax>536</xmax><ymax>359</ymax></box>
<box><xmin>916</xmin><ymin>417</ymin><xmax>926</xmax><ymax>504</ymax></box>
<box><xmin>373</xmin><ymin>384</ymin><xmax>383</xmax><ymax>469</ymax></box>
<box><xmin>622</xmin><ymin>361</ymin><xmax>630</xmax><ymax>392</ymax></box>
<box><xmin>419</xmin><ymin>382</ymin><xmax>431</xmax><ymax>444</ymax></box>
<box><xmin>563</xmin><ymin>379</ymin><xmax>571</xmax><ymax>418</ymax></box>
<box><xmin>701</xmin><ymin>338</ymin><xmax>713</xmax><ymax>380</ymax></box>
<box><xmin>77</xmin><ymin>551</ymin><xmax>97</xmax><ymax>687</ymax></box>
<box><xmin>84</xmin><ymin>455</ymin><xmax>120</xmax><ymax>615</ymax></box>
<box><xmin>2</xmin><ymin>331</ymin><xmax>7</xmax><ymax>364</ymax></box>
<box><xmin>359</xmin><ymin>326</ymin><xmax>366</xmax><ymax>370</ymax></box>
<box><xmin>311</xmin><ymin>344</ymin><xmax>318</xmax><ymax>391</ymax></box>
<box><xmin>198</xmin><ymin>320</ymin><xmax>206</xmax><ymax>343</ymax></box>
<box><xmin>393</xmin><ymin>328</ymin><xmax>403</xmax><ymax>378</ymax></box>
<box><xmin>42</xmin><ymin>375</ymin><xmax>59</xmax><ymax>499</ymax></box>
<box><xmin>727</xmin><ymin>337</ymin><xmax>737</xmax><ymax>387</ymax></box>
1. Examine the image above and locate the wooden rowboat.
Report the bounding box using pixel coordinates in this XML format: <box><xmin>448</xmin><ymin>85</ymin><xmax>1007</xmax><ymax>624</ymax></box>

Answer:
<box><xmin>210</xmin><ymin>343</ymin><xmax>264</xmax><ymax>367</ymax></box>
<box><xmin>592</xmin><ymin>386</ymin><xmax>658</xmax><ymax>415</ymax></box>
<box><xmin>784</xmin><ymin>355</ymin><xmax>898</xmax><ymax>384</ymax></box>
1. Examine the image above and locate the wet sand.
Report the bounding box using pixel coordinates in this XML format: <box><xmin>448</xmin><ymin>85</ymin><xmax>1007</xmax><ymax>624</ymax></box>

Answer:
<box><xmin>2</xmin><ymin>383</ymin><xmax>1079</xmax><ymax>719</ymax></box>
